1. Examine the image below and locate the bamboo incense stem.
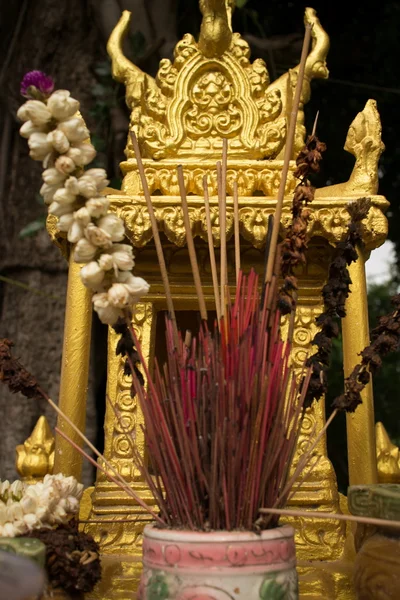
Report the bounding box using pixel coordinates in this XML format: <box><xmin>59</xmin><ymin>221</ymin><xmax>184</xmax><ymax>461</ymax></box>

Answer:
<box><xmin>312</xmin><ymin>110</ymin><xmax>320</xmax><ymax>136</ymax></box>
<box><xmin>218</xmin><ymin>158</ymin><xmax>227</xmax><ymax>317</ymax></box>
<box><xmin>48</xmin><ymin>396</ymin><xmax>137</xmax><ymax>507</ymax></box>
<box><xmin>203</xmin><ymin>175</ymin><xmax>221</xmax><ymax>324</ymax></box>
<box><xmin>130</xmin><ymin>132</ymin><xmax>179</xmax><ymax>347</ymax></box>
<box><xmin>260</xmin><ymin>506</ymin><xmax>400</xmax><ymax>531</ymax></box>
<box><xmin>233</xmin><ymin>181</ymin><xmax>240</xmax><ymax>284</ymax></box>
<box><xmin>177</xmin><ymin>165</ymin><xmax>207</xmax><ymax>321</ymax></box>
<box><xmin>55</xmin><ymin>427</ymin><xmax>163</xmax><ymax>523</ymax></box>
<box><xmin>264</xmin><ymin>23</ymin><xmax>312</xmax><ymax>284</ymax></box>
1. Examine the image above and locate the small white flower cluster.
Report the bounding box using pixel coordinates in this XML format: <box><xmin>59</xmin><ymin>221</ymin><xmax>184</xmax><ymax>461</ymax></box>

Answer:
<box><xmin>18</xmin><ymin>89</ymin><xmax>149</xmax><ymax>325</ymax></box>
<box><xmin>0</xmin><ymin>474</ymin><xmax>83</xmax><ymax>538</ymax></box>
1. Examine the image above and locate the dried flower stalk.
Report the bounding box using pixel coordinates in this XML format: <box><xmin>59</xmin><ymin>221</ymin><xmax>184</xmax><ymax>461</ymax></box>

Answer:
<box><xmin>305</xmin><ymin>197</ymin><xmax>372</xmax><ymax>408</ymax></box>
<box><xmin>279</xmin><ymin>134</ymin><xmax>326</xmax><ymax>314</ymax></box>
<box><xmin>333</xmin><ymin>292</ymin><xmax>400</xmax><ymax>412</ymax></box>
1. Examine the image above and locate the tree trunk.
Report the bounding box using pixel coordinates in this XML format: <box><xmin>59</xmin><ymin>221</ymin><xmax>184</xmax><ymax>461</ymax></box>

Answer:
<box><xmin>0</xmin><ymin>0</ymin><xmax>104</xmax><ymax>484</ymax></box>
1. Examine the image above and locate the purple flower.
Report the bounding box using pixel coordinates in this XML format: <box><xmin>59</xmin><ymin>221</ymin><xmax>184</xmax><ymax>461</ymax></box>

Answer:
<box><xmin>20</xmin><ymin>71</ymin><xmax>54</xmax><ymax>99</ymax></box>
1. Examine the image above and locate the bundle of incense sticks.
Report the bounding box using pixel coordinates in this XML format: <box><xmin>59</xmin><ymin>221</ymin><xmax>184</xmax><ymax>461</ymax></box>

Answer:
<box><xmin>126</xmin><ymin>267</ymin><xmax>310</xmax><ymax>530</ymax></box>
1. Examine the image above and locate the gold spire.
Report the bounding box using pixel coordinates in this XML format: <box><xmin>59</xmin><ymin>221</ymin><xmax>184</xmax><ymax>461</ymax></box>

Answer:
<box><xmin>198</xmin><ymin>0</ymin><xmax>235</xmax><ymax>57</ymax></box>
<box><xmin>16</xmin><ymin>416</ymin><xmax>55</xmax><ymax>483</ymax></box>
<box><xmin>376</xmin><ymin>421</ymin><xmax>400</xmax><ymax>483</ymax></box>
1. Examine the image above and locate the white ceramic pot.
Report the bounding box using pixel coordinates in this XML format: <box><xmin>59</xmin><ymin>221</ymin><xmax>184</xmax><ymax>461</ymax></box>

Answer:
<box><xmin>138</xmin><ymin>524</ymin><xmax>298</xmax><ymax>599</ymax></box>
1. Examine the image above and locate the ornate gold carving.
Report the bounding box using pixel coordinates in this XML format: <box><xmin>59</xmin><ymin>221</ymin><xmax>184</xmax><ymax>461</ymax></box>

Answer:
<box><xmin>316</xmin><ymin>99</ymin><xmax>385</xmax><ymax>198</ymax></box>
<box><xmin>46</xmin><ymin>214</ymin><xmax>68</xmax><ymax>259</ymax></box>
<box><xmin>100</xmin><ymin>302</ymin><xmax>154</xmax><ymax>482</ymax></box>
<box><xmin>281</xmin><ymin>278</ymin><xmax>346</xmax><ymax>561</ymax></box>
<box><xmin>376</xmin><ymin>422</ymin><xmax>400</xmax><ymax>483</ymax></box>
<box><xmin>109</xmin><ymin>192</ymin><xmax>388</xmax><ymax>252</ymax></box>
<box><xmin>84</xmin><ymin>302</ymin><xmax>157</xmax><ymax>554</ymax></box>
<box><xmin>109</xmin><ymin>7</ymin><xmax>328</xmax><ymax>164</ymax></box>
<box><xmin>16</xmin><ymin>416</ymin><xmax>55</xmax><ymax>483</ymax></box>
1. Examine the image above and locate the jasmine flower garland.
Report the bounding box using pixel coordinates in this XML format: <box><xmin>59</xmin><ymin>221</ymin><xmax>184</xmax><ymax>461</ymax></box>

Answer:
<box><xmin>0</xmin><ymin>474</ymin><xmax>83</xmax><ymax>538</ymax></box>
<box><xmin>17</xmin><ymin>71</ymin><xmax>149</xmax><ymax>325</ymax></box>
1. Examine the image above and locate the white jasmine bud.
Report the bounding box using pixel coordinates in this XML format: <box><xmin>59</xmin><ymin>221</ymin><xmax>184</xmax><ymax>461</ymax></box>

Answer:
<box><xmin>108</xmin><ymin>283</ymin><xmax>131</xmax><ymax>308</ymax></box>
<box><xmin>42</xmin><ymin>167</ymin><xmax>66</xmax><ymax>185</ymax></box>
<box><xmin>98</xmin><ymin>253</ymin><xmax>114</xmax><ymax>271</ymax></box>
<box><xmin>92</xmin><ymin>292</ymin><xmax>123</xmax><ymax>325</ymax></box>
<box><xmin>47</xmin><ymin>90</ymin><xmax>79</xmax><ymax>121</ymax></box>
<box><xmin>85</xmin><ymin>196</ymin><xmax>109</xmax><ymax>218</ymax></box>
<box><xmin>10</xmin><ymin>480</ymin><xmax>24</xmax><ymax>499</ymax></box>
<box><xmin>73</xmin><ymin>238</ymin><xmax>98</xmax><ymax>263</ymax></box>
<box><xmin>40</xmin><ymin>182</ymin><xmax>61</xmax><ymax>204</ymax></box>
<box><xmin>55</xmin><ymin>155</ymin><xmax>76</xmax><ymax>174</ymax></box>
<box><xmin>17</xmin><ymin>100</ymin><xmax>52</xmax><ymax>126</ymax></box>
<box><xmin>57</xmin><ymin>213</ymin><xmax>74</xmax><ymax>232</ymax></box>
<box><xmin>80</xmin><ymin>262</ymin><xmax>105</xmax><ymax>289</ymax></box>
<box><xmin>47</xmin><ymin>130</ymin><xmax>70</xmax><ymax>154</ymax></box>
<box><xmin>122</xmin><ymin>274</ymin><xmax>150</xmax><ymax>298</ymax></box>
<box><xmin>83</xmin><ymin>168</ymin><xmax>109</xmax><ymax>191</ymax></box>
<box><xmin>112</xmin><ymin>249</ymin><xmax>134</xmax><ymax>271</ymax></box>
<box><xmin>53</xmin><ymin>187</ymin><xmax>76</xmax><ymax>205</ymax></box>
<box><xmin>19</xmin><ymin>120</ymin><xmax>43</xmax><ymax>138</ymax></box>
<box><xmin>77</xmin><ymin>176</ymin><xmax>97</xmax><ymax>198</ymax></box>
<box><xmin>57</xmin><ymin>117</ymin><xmax>89</xmax><ymax>143</ymax></box>
<box><xmin>16</xmin><ymin>103</ymin><xmax>30</xmax><ymax>122</ymax></box>
<box><xmin>65</xmin><ymin>147</ymin><xmax>83</xmax><ymax>164</ymax></box>
<box><xmin>74</xmin><ymin>207</ymin><xmax>91</xmax><ymax>225</ymax></box>
<box><xmin>49</xmin><ymin>201</ymin><xmax>74</xmax><ymax>217</ymax></box>
<box><xmin>97</xmin><ymin>214</ymin><xmax>125</xmax><ymax>242</ymax></box>
<box><xmin>28</xmin><ymin>132</ymin><xmax>52</xmax><ymax>161</ymax></box>
<box><xmin>68</xmin><ymin>222</ymin><xmax>85</xmax><ymax>244</ymax></box>
<box><xmin>64</xmin><ymin>176</ymin><xmax>80</xmax><ymax>195</ymax></box>
<box><xmin>66</xmin><ymin>142</ymin><xmax>96</xmax><ymax>166</ymax></box>
<box><xmin>84</xmin><ymin>223</ymin><xmax>112</xmax><ymax>248</ymax></box>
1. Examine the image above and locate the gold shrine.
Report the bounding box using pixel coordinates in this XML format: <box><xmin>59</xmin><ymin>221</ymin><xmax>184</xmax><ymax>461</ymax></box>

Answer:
<box><xmin>38</xmin><ymin>2</ymin><xmax>391</xmax><ymax>598</ymax></box>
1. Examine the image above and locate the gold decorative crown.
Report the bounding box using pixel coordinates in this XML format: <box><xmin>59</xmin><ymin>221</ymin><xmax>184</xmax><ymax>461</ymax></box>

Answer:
<box><xmin>107</xmin><ymin>4</ymin><xmax>329</xmax><ymax>196</ymax></box>
<box><xmin>99</xmin><ymin>3</ymin><xmax>387</xmax><ymax>252</ymax></box>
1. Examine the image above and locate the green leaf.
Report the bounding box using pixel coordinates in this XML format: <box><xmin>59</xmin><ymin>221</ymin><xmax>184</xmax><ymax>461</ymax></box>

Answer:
<box><xmin>236</xmin><ymin>0</ymin><xmax>249</xmax><ymax>8</ymax></box>
<box><xmin>19</xmin><ymin>216</ymin><xmax>46</xmax><ymax>238</ymax></box>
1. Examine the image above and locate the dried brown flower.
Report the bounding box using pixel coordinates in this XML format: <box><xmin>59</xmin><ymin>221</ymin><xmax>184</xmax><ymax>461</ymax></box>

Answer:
<box><xmin>278</xmin><ymin>135</ymin><xmax>326</xmax><ymax>314</ymax></box>
<box><xmin>27</xmin><ymin>519</ymin><xmax>101</xmax><ymax>594</ymax></box>
<box><xmin>305</xmin><ymin>198</ymin><xmax>372</xmax><ymax>408</ymax></box>
<box><xmin>294</xmin><ymin>135</ymin><xmax>327</xmax><ymax>179</ymax></box>
<box><xmin>0</xmin><ymin>338</ymin><xmax>40</xmax><ymax>399</ymax></box>
<box><xmin>113</xmin><ymin>317</ymin><xmax>144</xmax><ymax>388</ymax></box>
<box><xmin>332</xmin><ymin>292</ymin><xmax>400</xmax><ymax>412</ymax></box>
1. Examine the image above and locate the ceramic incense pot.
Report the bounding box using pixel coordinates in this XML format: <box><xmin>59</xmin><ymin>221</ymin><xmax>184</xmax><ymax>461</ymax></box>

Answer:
<box><xmin>138</xmin><ymin>524</ymin><xmax>298</xmax><ymax>599</ymax></box>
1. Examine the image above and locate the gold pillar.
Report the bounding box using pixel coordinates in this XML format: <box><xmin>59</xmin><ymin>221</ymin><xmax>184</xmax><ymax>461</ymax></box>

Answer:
<box><xmin>342</xmin><ymin>247</ymin><xmax>378</xmax><ymax>485</ymax></box>
<box><xmin>53</xmin><ymin>255</ymin><xmax>93</xmax><ymax>481</ymax></box>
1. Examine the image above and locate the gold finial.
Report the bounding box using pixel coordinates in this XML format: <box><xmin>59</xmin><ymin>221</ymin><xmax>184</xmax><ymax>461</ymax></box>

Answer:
<box><xmin>198</xmin><ymin>0</ymin><xmax>235</xmax><ymax>57</ymax></box>
<box><xmin>376</xmin><ymin>422</ymin><xmax>400</xmax><ymax>483</ymax></box>
<box><xmin>107</xmin><ymin>11</ymin><xmax>158</xmax><ymax>111</ymax></box>
<box><xmin>317</xmin><ymin>99</ymin><xmax>385</xmax><ymax>198</ymax></box>
<box><xmin>16</xmin><ymin>416</ymin><xmax>55</xmax><ymax>483</ymax></box>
